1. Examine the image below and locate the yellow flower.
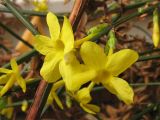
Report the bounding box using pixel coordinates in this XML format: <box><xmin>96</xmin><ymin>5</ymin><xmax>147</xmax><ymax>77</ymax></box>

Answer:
<box><xmin>33</xmin><ymin>0</ymin><xmax>48</xmax><ymax>12</ymax></box>
<box><xmin>80</xmin><ymin>41</ymin><xmax>138</xmax><ymax>104</ymax></box>
<box><xmin>59</xmin><ymin>52</ymin><xmax>96</xmax><ymax>92</ymax></box>
<box><xmin>34</xmin><ymin>12</ymin><xmax>74</xmax><ymax>82</ymax></box>
<box><xmin>21</xmin><ymin>100</ymin><xmax>28</xmax><ymax>112</ymax></box>
<box><xmin>0</xmin><ymin>59</ymin><xmax>26</xmax><ymax>96</ymax></box>
<box><xmin>0</xmin><ymin>97</ymin><xmax>13</xmax><ymax>119</ymax></box>
<box><xmin>47</xmin><ymin>80</ymin><xmax>64</xmax><ymax>109</ymax></box>
<box><xmin>152</xmin><ymin>8</ymin><xmax>160</xmax><ymax>48</ymax></box>
<box><xmin>74</xmin><ymin>87</ymin><xmax>100</xmax><ymax>114</ymax></box>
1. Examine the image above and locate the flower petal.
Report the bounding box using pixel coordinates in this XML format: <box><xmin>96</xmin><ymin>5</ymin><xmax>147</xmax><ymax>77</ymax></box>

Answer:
<box><xmin>0</xmin><ymin>68</ymin><xmax>12</xmax><ymax>74</ymax></box>
<box><xmin>16</xmin><ymin>74</ymin><xmax>26</xmax><ymax>93</ymax></box>
<box><xmin>102</xmin><ymin>77</ymin><xmax>134</xmax><ymax>104</ymax></box>
<box><xmin>0</xmin><ymin>75</ymin><xmax>15</xmax><ymax>96</ymax></box>
<box><xmin>47</xmin><ymin>12</ymin><xmax>60</xmax><ymax>41</ymax></box>
<box><xmin>80</xmin><ymin>103</ymin><xmax>100</xmax><ymax>114</ymax></box>
<box><xmin>0</xmin><ymin>74</ymin><xmax>10</xmax><ymax>84</ymax></box>
<box><xmin>40</xmin><ymin>52</ymin><xmax>62</xmax><ymax>82</ymax></box>
<box><xmin>47</xmin><ymin>88</ymin><xmax>63</xmax><ymax>109</ymax></box>
<box><xmin>75</xmin><ymin>88</ymin><xmax>91</xmax><ymax>104</ymax></box>
<box><xmin>10</xmin><ymin>59</ymin><xmax>19</xmax><ymax>73</ymax></box>
<box><xmin>53</xmin><ymin>92</ymin><xmax>63</xmax><ymax>109</ymax></box>
<box><xmin>105</xmin><ymin>49</ymin><xmax>138</xmax><ymax>76</ymax></box>
<box><xmin>60</xmin><ymin>16</ymin><xmax>74</xmax><ymax>54</ymax></box>
<box><xmin>34</xmin><ymin>35</ymin><xmax>55</xmax><ymax>55</ymax></box>
<box><xmin>60</xmin><ymin>53</ymin><xmax>96</xmax><ymax>92</ymax></box>
<box><xmin>52</xmin><ymin>80</ymin><xmax>64</xmax><ymax>91</ymax></box>
<box><xmin>80</xmin><ymin>41</ymin><xmax>107</xmax><ymax>70</ymax></box>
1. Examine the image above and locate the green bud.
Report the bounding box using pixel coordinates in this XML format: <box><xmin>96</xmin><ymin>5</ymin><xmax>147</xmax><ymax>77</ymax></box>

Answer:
<box><xmin>105</xmin><ymin>30</ymin><xmax>117</xmax><ymax>55</ymax></box>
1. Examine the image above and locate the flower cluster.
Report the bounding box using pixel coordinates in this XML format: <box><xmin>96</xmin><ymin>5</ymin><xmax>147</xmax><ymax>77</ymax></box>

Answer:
<box><xmin>34</xmin><ymin>12</ymin><xmax>139</xmax><ymax>114</ymax></box>
<box><xmin>0</xmin><ymin>59</ymin><xmax>26</xmax><ymax>96</ymax></box>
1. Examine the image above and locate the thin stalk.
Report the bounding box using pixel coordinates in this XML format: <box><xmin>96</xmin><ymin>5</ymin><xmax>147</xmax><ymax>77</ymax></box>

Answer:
<box><xmin>139</xmin><ymin>48</ymin><xmax>160</xmax><ymax>55</ymax></box>
<box><xmin>0</xmin><ymin>44</ymin><xmax>11</xmax><ymax>53</ymax></box>
<box><xmin>124</xmin><ymin>0</ymin><xmax>152</xmax><ymax>11</ymax></box>
<box><xmin>92</xmin><ymin>82</ymin><xmax>160</xmax><ymax>92</ymax></box>
<box><xmin>2</xmin><ymin>49</ymin><xmax>38</xmax><ymax>69</ymax></box>
<box><xmin>113</xmin><ymin>5</ymin><xmax>155</xmax><ymax>27</ymax></box>
<box><xmin>105</xmin><ymin>0</ymin><xmax>151</xmax><ymax>14</ymax></box>
<box><xmin>138</xmin><ymin>54</ymin><xmax>160</xmax><ymax>61</ymax></box>
<box><xmin>6</xmin><ymin>99</ymin><xmax>33</xmax><ymax>108</ymax></box>
<box><xmin>0</xmin><ymin>7</ymin><xmax>47</xmax><ymax>17</ymax></box>
<box><xmin>131</xmin><ymin>103</ymin><xmax>159</xmax><ymax>120</ymax></box>
<box><xmin>0</xmin><ymin>22</ymin><xmax>33</xmax><ymax>49</ymax></box>
<box><xmin>0</xmin><ymin>7</ymin><xmax>64</xmax><ymax>18</ymax></box>
<box><xmin>88</xmin><ymin>3</ymin><xmax>158</xmax><ymax>42</ymax></box>
<box><xmin>2</xmin><ymin>0</ymin><xmax>39</xmax><ymax>35</ymax></box>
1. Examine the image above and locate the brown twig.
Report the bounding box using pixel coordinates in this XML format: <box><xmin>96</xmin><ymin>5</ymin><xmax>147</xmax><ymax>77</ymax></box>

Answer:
<box><xmin>69</xmin><ymin>0</ymin><xmax>89</xmax><ymax>31</ymax></box>
<box><xmin>25</xmin><ymin>0</ymin><xmax>89</xmax><ymax>120</ymax></box>
<box><xmin>25</xmin><ymin>80</ymin><xmax>47</xmax><ymax>120</ymax></box>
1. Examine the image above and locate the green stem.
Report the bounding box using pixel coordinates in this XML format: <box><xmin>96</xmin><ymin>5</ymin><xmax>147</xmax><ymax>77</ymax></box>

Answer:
<box><xmin>2</xmin><ymin>49</ymin><xmax>38</xmax><ymax>68</ymax></box>
<box><xmin>90</xmin><ymin>3</ymin><xmax>158</xmax><ymax>42</ymax></box>
<box><xmin>123</xmin><ymin>0</ymin><xmax>152</xmax><ymax>11</ymax></box>
<box><xmin>0</xmin><ymin>44</ymin><xmax>11</xmax><ymax>53</ymax></box>
<box><xmin>131</xmin><ymin>103</ymin><xmax>159</xmax><ymax>120</ymax></box>
<box><xmin>139</xmin><ymin>48</ymin><xmax>160</xmax><ymax>55</ymax></box>
<box><xmin>106</xmin><ymin>0</ymin><xmax>151</xmax><ymax>14</ymax></box>
<box><xmin>6</xmin><ymin>99</ymin><xmax>33</xmax><ymax>108</ymax></box>
<box><xmin>0</xmin><ymin>7</ymin><xmax>47</xmax><ymax>17</ymax></box>
<box><xmin>138</xmin><ymin>54</ymin><xmax>160</xmax><ymax>61</ymax></box>
<box><xmin>113</xmin><ymin>5</ymin><xmax>155</xmax><ymax>27</ymax></box>
<box><xmin>0</xmin><ymin>7</ymin><xmax>64</xmax><ymax>18</ymax></box>
<box><xmin>0</xmin><ymin>22</ymin><xmax>33</xmax><ymax>49</ymax></box>
<box><xmin>1</xmin><ymin>0</ymin><xmax>39</xmax><ymax>35</ymax></box>
<box><xmin>92</xmin><ymin>82</ymin><xmax>160</xmax><ymax>92</ymax></box>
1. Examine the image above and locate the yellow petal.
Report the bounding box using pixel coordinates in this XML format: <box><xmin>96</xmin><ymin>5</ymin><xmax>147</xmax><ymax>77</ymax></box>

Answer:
<box><xmin>102</xmin><ymin>77</ymin><xmax>134</xmax><ymax>104</ymax></box>
<box><xmin>75</xmin><ymin>88</ymin><xmax>91</xmax><ymax>104</ymax></box>
<box><xmin>21</xmin><ymin>100</ymin><xmax>28</xmax><ymax>112</ymax></box>
<box><xmin>47</xmin><ymin>12</ymin><xmax>60</xmax><ymax>41</ymax></box>
<box><xmin>80</xmin><ymin>41</ymin><xmax>107</xmax><ymax>70</ymax></box>
<box><xmin>80</xmin><ymin>103</ymin><xmax>100</xmax><ymax>114</ymax></box>
<box><xmin>60</xmin><ymin>16</ymin><xmax>74</xmax><ymax>54</ymax></box>
<box><xmin>52</xmin><ymin>80</ymin><xmax>64</xmax><ymax>91</ymax></box>
<box><xmin>40</xmin><ymin>52</ymin><xmax>62</xmax><ymax>82</ymax></box>
<box><xmin>0</xmin><ymin>68</ymin><xmax>12</xmax><ymax>73</ymax></box>
<box><xmin>69</xmin><ymin>70</ymin><xmax>96</xmax><ymax>92</ymax></box>
<box><xmin>47</xmin><ymin>93</ymin><xmax>53</xmax><ymax>105</ymax></box>
<box><xmin>34</xmin><ymin>35</ymin><xmax>55</xmax><ymax>55</ymax></box>
<box><xmin>75</xmin><ymin>34</ymin><xmax>94</xmax><ymax>48</ymax></box>
<box><xmin>1</xmin><ymin>97</ymin><xmax>13</xmax><ymax>119</ymax></box>
<box><xmin>16</xmin><ymin>74</ymin><xmax>26</xmax><ymax>93</ymax></box>
<box><xmin>47</xmin><ymin>89</ymin><xmax>63</xmax><ymax>109</ymax></box>
<box><xmin>105</xmin><ymin>49</ymin><xmax>138</xmax><ymax>76</ymax></box>
<box><xmin>59</xmin><ymin>53</ymin><xmax>96</xmax><ymax>92</ymax></box>
<box><xmin>152</xmin><ymin>8</ymin><xmax>160</xmax><ymax>47</ymax></box>
<box><xmin>10</xmin><ymin>59</ymin><xmax>19</xmax><ymax>73</ymax></box>
<box><xmin>0</xmin><ymin>74</ymin><xmax>11</xmax><ymax>84</ymax></box>
<box><xmin>53</xmin><ymin>92</ymin><xmax>63</xmax><ymax>109</ymax></box>
<box><xmin>0</xmin><ymin>75</ymin><xmax>15</xmax><ymax>96</ymax></box>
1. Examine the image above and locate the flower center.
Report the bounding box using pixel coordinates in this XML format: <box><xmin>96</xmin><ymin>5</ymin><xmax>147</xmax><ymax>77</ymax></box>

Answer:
<box><xmin>93</xmin><ymin>70</ymin><xmax>112</xmax><ymax>83</ymax></box>
<box><xmin>55</xmin><ymin>40</ymin><xmax>64</xmax><ymax>51</ymax></box>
